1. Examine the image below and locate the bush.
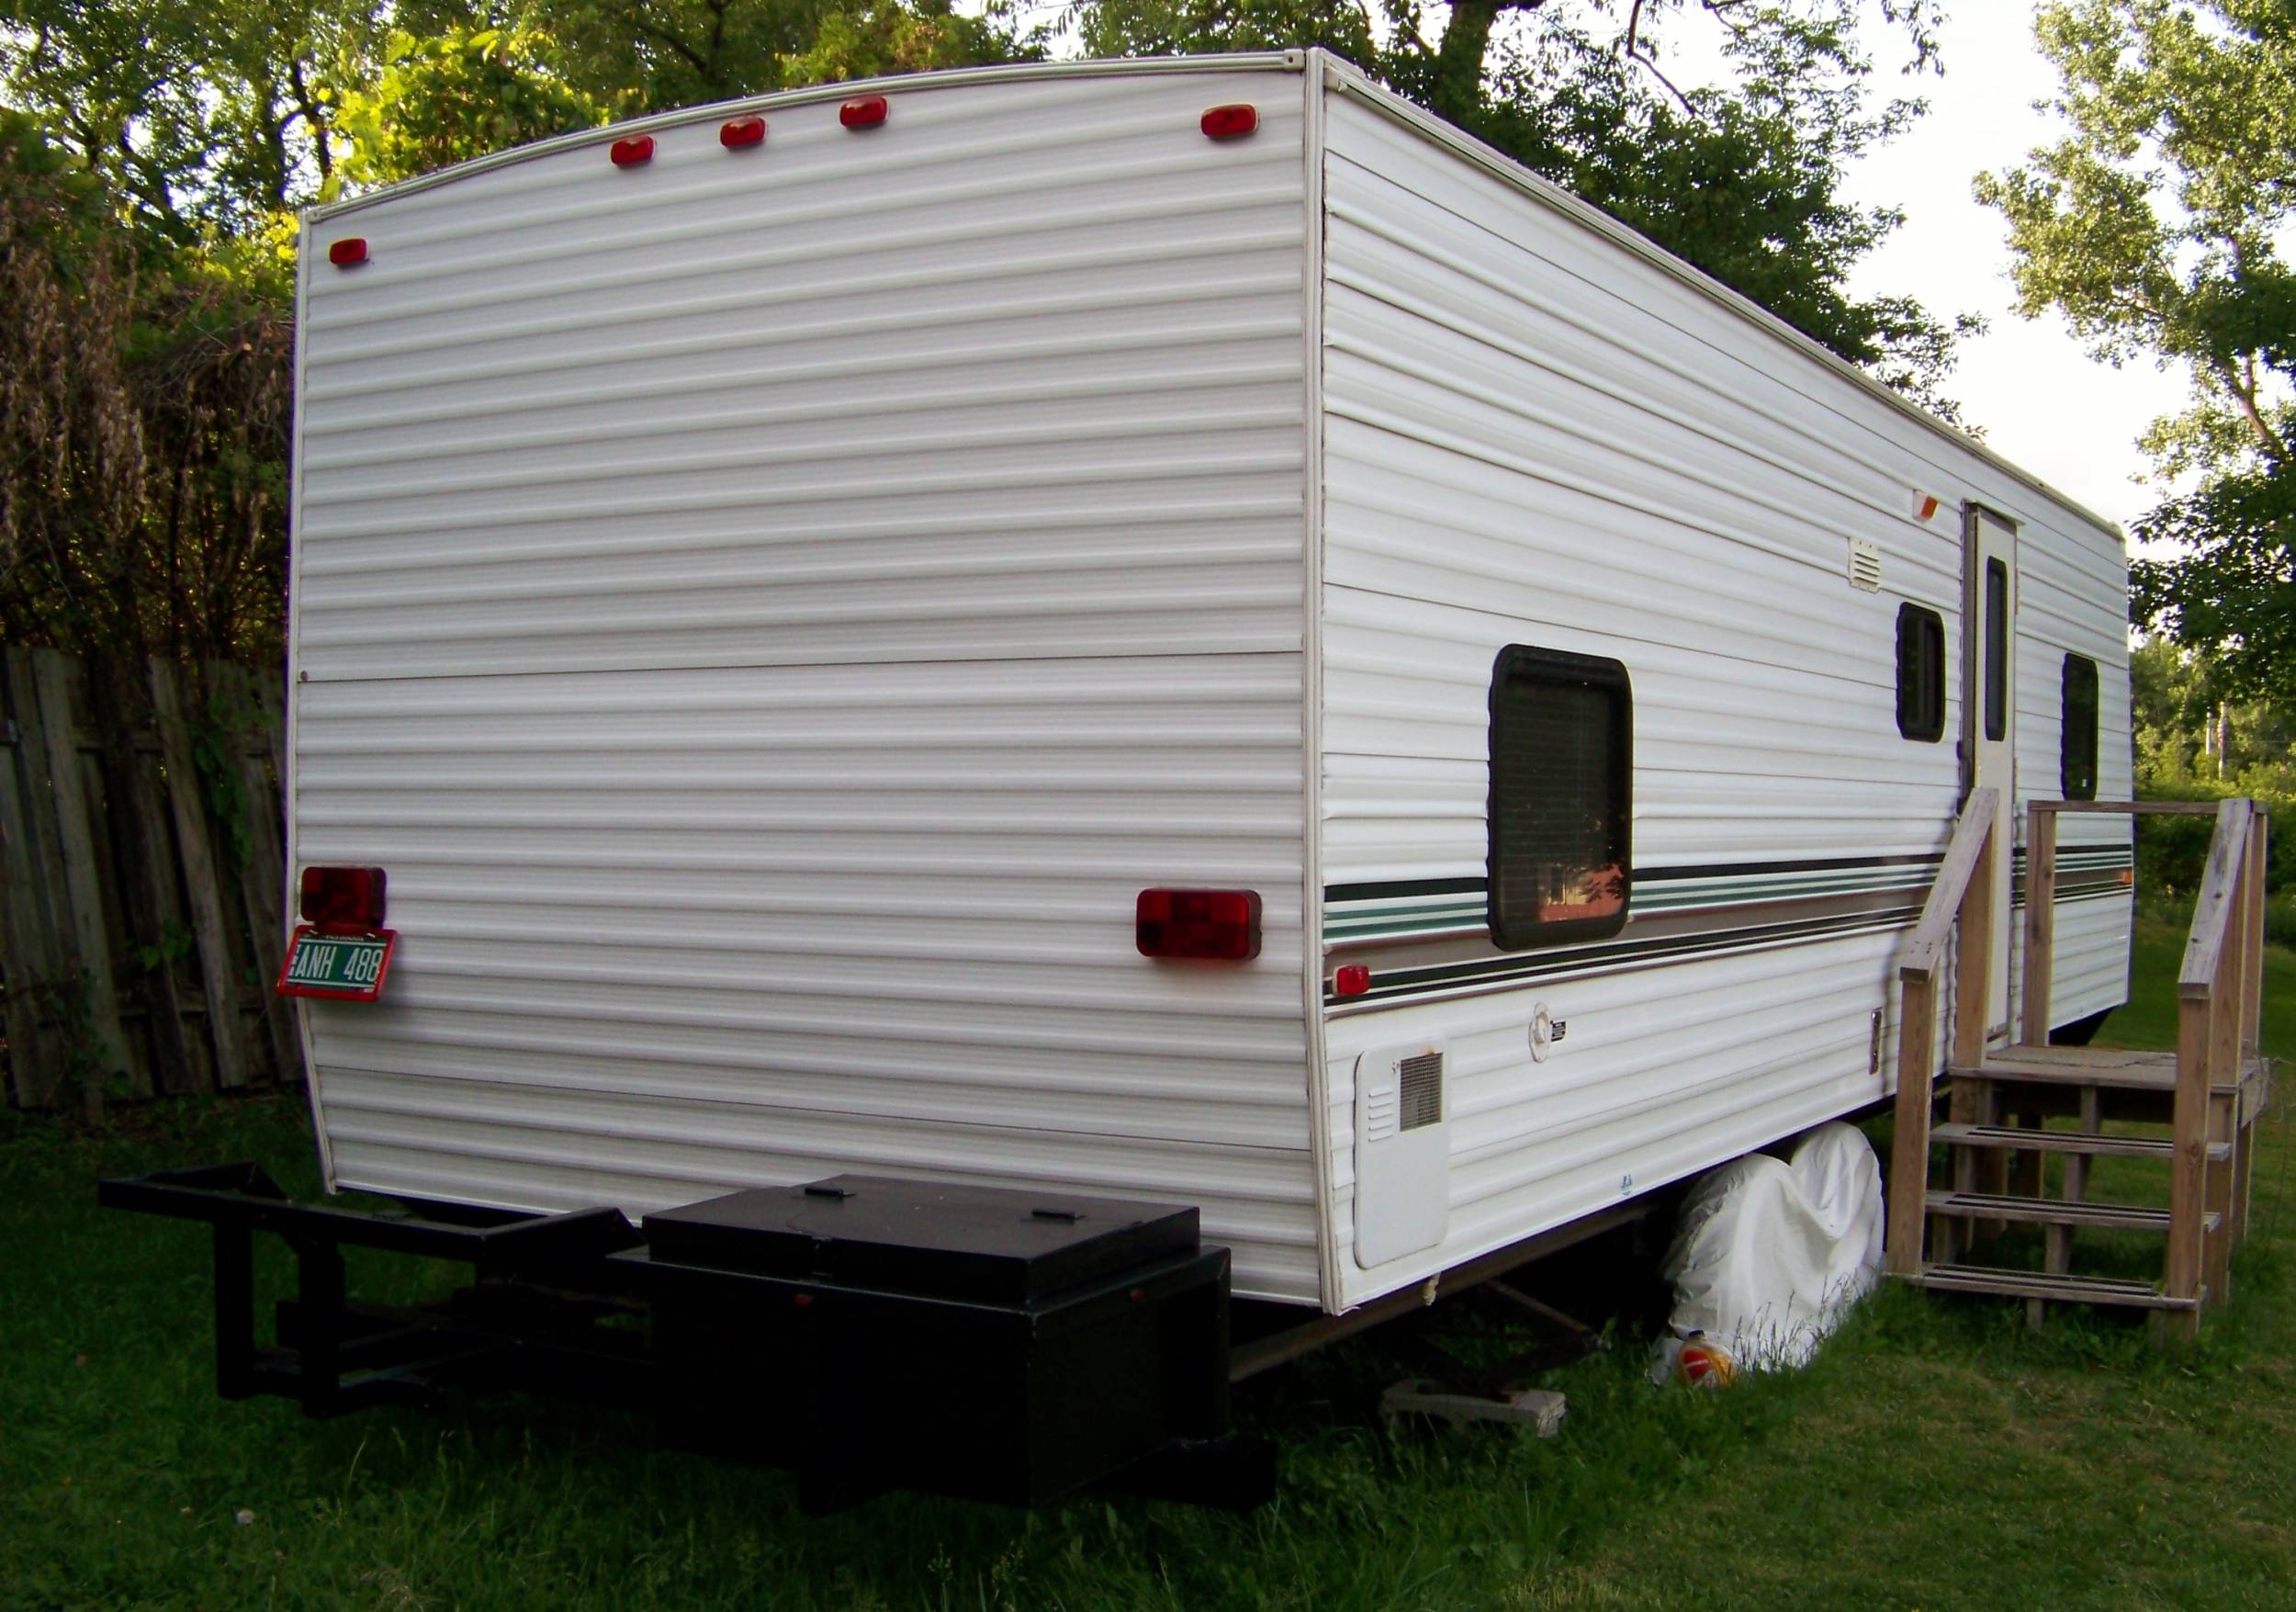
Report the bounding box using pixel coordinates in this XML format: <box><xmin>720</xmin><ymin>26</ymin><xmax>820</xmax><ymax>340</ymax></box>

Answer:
<box><xmin>2133</xmin><ymin>786</ymin><xmax>2294</xmax><ymax>901</ymax></box>
<box><xmin>2268</xmin><ymin>894</ymin><xmax>2296</xmax><ymax>953</ymax></box>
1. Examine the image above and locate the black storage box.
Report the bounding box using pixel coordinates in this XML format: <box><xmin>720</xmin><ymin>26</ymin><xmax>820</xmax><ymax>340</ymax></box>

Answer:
<box><xmin>644</xmin><ymin>1175</ymin><xmax>1232</xmax><ymax>1507</ymax></box>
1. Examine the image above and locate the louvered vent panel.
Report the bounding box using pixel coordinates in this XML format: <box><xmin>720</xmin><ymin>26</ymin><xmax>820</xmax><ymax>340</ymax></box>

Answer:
<box><xmin>1848</xmin><ymin>538</ymin><xmax>1883</xmax><ymax>592</ymax></box>
<box><xmin>1364</xmin><ymin>1077</ymin><xmax>1401</xmax><ymax>1143</ymax></box>
<box><xmin>1398</xmin><ymin>1052</ymin><xmax>1443</xmax><ymax>1132</ymax></box>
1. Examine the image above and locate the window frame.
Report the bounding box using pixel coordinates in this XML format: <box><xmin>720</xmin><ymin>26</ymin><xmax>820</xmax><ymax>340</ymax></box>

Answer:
<box><xmin>1984</xmin><ymin>558</ymin><xmax>2009</xmax><ymax>742</ymax></box>
<box><xmin>1896</xmin><ymin>603</ymin><xmax>1946</xmax><ymax>742</ymax></box>
<box><xmin>2061</xmin><ymin>652</ymin><xmax>2100</xmax><ymax>801</ymax></box>
<box><xmin>1485</xmin><ymin>644</ymin><xmax>1633</xmax><ymax>952</ymax></box>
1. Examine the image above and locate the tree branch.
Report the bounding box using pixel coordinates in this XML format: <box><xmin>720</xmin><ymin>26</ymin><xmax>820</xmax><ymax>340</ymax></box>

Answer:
<box><xmin>1626</xmin><ymin>41</ymin><xmax>1701</xmax><ymax>118</ymax></box>
<box><xmin>287</xmin><ymin>58</ymin><xmax>332</xmax><ymax>182</ymax></box>
<box><xmin>2210</xmin><ymin>355</ymin><xmax>2290</xmax><ymax>464</ymax></box>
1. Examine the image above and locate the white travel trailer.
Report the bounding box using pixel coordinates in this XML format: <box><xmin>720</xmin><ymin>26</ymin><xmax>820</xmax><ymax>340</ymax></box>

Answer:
<box><xmin>278</xmin><ymin>49</ymin><xmax>2133</xmax><ymax>1323</ymax></box>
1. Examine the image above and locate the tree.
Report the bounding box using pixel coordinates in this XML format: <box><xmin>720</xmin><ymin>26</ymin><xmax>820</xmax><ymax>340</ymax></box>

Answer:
<box><xmin>514</xmin><ymin>0</ymin><xmax>1038</xmax><ymax>118</ymax></box>
<box><xmin>0</xmin><ymin>0</ymin><xmax>383</xmax><ymax>235</ymax></box>
<box><xmin>1977</xmin><ymin>1</ymin><xmax>2295</xmax><ymax>704</ymax></box>
<box><xmin>0</xmin><ymin>111</ymin><xmax>292</xmax><ymax>662</ymax></box>
<box><xmin>330</xmin><ymin>26</ymin><xmax>607</xmax><ymax>190</ymax></box>
<box><xmin>0</xmin><ymin>1</ymin><xmax>1040</xmax><ymax>228</ymax></box>
<box><xmin>1074</xmin><ymin>0</ymin><xmax>1976</xmax><ymax>416</ymax></box>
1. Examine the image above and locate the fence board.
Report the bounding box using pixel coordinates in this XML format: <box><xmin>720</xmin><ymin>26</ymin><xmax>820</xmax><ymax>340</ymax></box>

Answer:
<box><xmin>152</xmin><ymin>661</ymin><xmax>255</xmax><ymax>1090</ymax></box>
<box><xmin>236</xmin><ymin>741</ymin><xmax>303</xmax><ymax>1088</ymax></box>
<box><xmin>30</xmin><ymin>650</ymin><xmax>138</xmax><ymax>1109</ymax></box>
<box><xmin>1</xmin><ymin>648</ymin><xmax>296</xmax><ymax>1110</ymax></box>
<box><xmin>2</xmin><ymin>650</ymin><xmax>71</xmax><ymax>1108</ymax></box>
<box><xmin>0</xmin><ymin>660</ymin><xmax>58</xmax><ymax>1106</ymax></box>
<box><xmin>208</xmin><ymin>662</ymin><xmax>304</xmax><ymax>1090</ymax></box>
<box><xmin>118</xmin><ymin>716</ymin><xmax>201</xmax><ymax>1096</ymax></box>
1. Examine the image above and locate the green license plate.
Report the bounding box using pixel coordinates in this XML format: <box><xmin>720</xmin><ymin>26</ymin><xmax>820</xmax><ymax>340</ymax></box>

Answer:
<box><xmin>276</xmin><ymin>926</ymin><xmax>396</xmax><ymax>1001</ymax></box>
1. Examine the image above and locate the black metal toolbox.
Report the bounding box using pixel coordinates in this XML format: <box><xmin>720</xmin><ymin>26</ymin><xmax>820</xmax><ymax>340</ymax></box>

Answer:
<box><xmin>643</xmin><ymin>1175</ymin><xmax>1237</xmax><ymax>1508</ymax></box>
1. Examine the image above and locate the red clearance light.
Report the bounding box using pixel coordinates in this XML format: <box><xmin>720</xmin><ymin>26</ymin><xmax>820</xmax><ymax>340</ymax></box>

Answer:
<box><xmin>300</xmin><ymin>865</ymin><xmax>388</xmax><ymax>930</ymax></box>
<box><xmin>1136</xmin><ymin>888</ymin><xmax>1262</xmax><ymax>962</ymax></box>
<box><xmin>720</xmin><ymin>116</ymin><xmax>767</xmax><ymax>149</ymax></box>
<box><xmin>1334</xmin><ymin>965</ymin><xmax>1371</xmax><ymax>998</ymax></box>
<box><xmin>610</xmin><ymin>135</ymin><xmax>655</xmax><ymax>167</ymax></box>
<box><xmin>1200</xmin><ymin>104</ymin><xmax>1257</xmax><ymax>141</ymax></box>
<box><xmin>840</xmin><ymin>95</ymin><xmax>888</xmax><ymax>130</ymax></box>
<box><xmin>328</xmin><ymin>237</ymin><xmax>367</xmax><ymax>267</ymax></box>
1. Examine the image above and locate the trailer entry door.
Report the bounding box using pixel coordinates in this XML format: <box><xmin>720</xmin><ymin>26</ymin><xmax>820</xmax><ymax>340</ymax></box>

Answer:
<box><xmin>1964</xmin><ymin>507</ymin><xmax>2018</xmax><ymax>1042</ymax></box>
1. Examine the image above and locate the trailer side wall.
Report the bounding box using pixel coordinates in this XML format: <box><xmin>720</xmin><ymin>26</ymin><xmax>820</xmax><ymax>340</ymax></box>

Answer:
<box><xmin>1315</xmin><ymin>85</ymin><xmax>2132</xmax><ymax>1307</ymax></box>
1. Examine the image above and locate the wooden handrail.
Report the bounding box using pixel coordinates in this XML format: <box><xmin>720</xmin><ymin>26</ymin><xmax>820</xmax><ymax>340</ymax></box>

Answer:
<box><xmin>1899</xmin><ymin>786</ymin><xmax>1999</xmax><ymax>983</ymax></box>
<box><xmin>2178</xmin><ymin>797</ymin><xmax>2257</xmax><ymax>1001</ymax></box>
<box><xmin>2031</xmin><ymin>799</ymin><xmax>2228</xmax><ymax>816</ymax></box>
<box><xmin>1887</xmin><ymin>785</ymin><xmax>2000</xmax><ymax>1277</ymax></box>
<box><xmin>2164</xmin><ymin>795</ymin><xmax>2258</xmax><ymax>1336</ymax></box>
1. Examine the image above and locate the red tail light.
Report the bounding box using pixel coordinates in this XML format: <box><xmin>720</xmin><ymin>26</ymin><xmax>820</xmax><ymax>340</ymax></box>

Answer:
<box><xmin>1334</xmin><ymin>965</ymin><xmax>1371</xmax><ymax>998</ymax></box>
<box><xmin>300</xmin><ymin>866</ymin><xmax>388</xmax><ymax>930</ymax></box>
<box><xmin>840</xmin><ymin>96</ymin><xmax>888</xmax><ymax>130</ymax></box>
<box><xmin>720</xmin><ymin>117</ymin><xmax>767</xmax><ymax>149</ymax></box>
<box><xmin>1137</xmin><ymin>889</ymin><xmax>1261</xmax><ymax>961</ymax></box>
<box><xmin>610</xmin><ymin>135</ymin><xmax>655</xmax><ymax>167</ymax></box>
<box><xmin>328</xmin><ymin>237</ymin><xmax>367</xmax><ymax>267</ymax></box>
<box><xmin>1200</xmin><ymin>104</ymin><xmax>1257</xmax><ymax>141</ymax></box>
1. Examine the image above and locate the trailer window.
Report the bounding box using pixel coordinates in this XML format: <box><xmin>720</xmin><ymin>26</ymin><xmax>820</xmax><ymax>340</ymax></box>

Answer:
<box><xmin>1488</xmin><ymin>646</ymin><xmax>1631</xmax><ymax>950</ymax></box>
<box><xmin>1896</xmin><ymin>603</ymin><xmax>1946</xmax><ymax>742</ymax></box>
<box><xmin>2061</xmin><ymin>653</ymin><xmax>2099</xmax><ymax>800</ymax></box>
<box><xmin>1984</xmin><ymin>558</ymin><xmax>2009</xmax><ymax>741</ymax></box>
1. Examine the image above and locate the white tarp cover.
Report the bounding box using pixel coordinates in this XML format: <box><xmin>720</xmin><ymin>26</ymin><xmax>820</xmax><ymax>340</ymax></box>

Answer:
<box><xmin>1653</xmin><ymin>1122</ymin><xmax>1885</xmax><ymax>1377</ymax></box>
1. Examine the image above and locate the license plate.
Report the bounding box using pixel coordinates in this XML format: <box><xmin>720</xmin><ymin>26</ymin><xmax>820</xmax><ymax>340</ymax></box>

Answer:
<box><xmin>276</xmin><ymin>926</ymin><xmax>397</xmax><ymax>1001</ymax></box>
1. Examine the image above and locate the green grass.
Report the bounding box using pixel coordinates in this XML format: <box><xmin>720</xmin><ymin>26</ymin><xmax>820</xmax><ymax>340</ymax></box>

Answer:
<box><xmin>4</xmin><ymin>926</ymin><xmax>2293</xmax><ymax>1611</ymax></box>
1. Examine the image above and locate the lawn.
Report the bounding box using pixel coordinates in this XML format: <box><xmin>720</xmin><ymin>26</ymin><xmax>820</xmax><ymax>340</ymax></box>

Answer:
<box><xmin>3</xmin><ymin>919</ymin><xmax>2291</xmax><ymax>1611</ymax></box>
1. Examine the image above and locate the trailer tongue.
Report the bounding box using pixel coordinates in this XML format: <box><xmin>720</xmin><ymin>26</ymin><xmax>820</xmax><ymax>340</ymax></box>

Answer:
<box><xmin>98</xmin><ymin>1167</ymin><xmax>1266</xmax><ymax>1512</ymax></box>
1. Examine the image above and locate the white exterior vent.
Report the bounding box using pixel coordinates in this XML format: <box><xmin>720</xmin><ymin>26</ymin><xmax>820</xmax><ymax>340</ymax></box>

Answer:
<box><xmin>1354</xmin><ymin>1042</ymin><xmax>1451</xmax><ymax>1267</ymax></box>
<box><xmin>1398</xmin><ymin>1052</ymin><xmax>1444</xmax><ymax>1131</ymax></box>
<box><xmin>1848</xmin><ymin>538</ymin><xmax>1883</xmax><ymax>592</ymax></box>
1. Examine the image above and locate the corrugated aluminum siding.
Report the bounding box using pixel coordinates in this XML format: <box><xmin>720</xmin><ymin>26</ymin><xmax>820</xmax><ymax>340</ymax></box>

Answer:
<box><xmin>1315</xmin><ymin>87</ymin><xmax>2132</xmax><ymax>1305</ymax></box>
<box><xmin>288</xmin><ymin>66</ymin><xmax>1322</xmax><ymax>1302</ymax></box>
<box><xmin>2009</xmin><ymin>516</ymin><xmax>2134</xmax><ymax>1029</ymax></box>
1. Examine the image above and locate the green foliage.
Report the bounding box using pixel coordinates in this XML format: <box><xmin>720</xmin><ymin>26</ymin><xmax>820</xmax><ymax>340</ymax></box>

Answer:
<box><xmin>1075</xmin><ymin>0</ymin><xmax>1977</xmax><ymax>417</ymax></box>
<box><xmin>2267</xmin><ymin>891</ymin><xmax>2296</xmax><ymax>951</ymax></box>
<box><xmin>1978</xmin><ymin>2</ymin><xmax>2295</xmax><ymax>701</ymax></box>
<box><xmin>778</xmin><ymin>0</ymin><xmax>1045</xmax><ymax>87</ymax></box>
<box><xmin>2130</xmin><ymin>637</ymin><xmax>2294</xmax><ymax>899</ymax></box>
<box><xmin>0</xmin><ymin>113</ymin><xmax>294</xmax><ymax>661</ymax></box>
<box><xmin>332</xmin><ymin>27</ymin><xmax>608</xmax><ymax>190</ymax></box>
<box><xmin>512</xmin><ymin>0</ymin><xmax>1041</xmax><ymax>120</ymax></box>
<box><xmin>0</xmin><ymin>0</ymin><xmax>383</xmax><ymax>236</ymax></box>
<box><xmin>132</xmin><ymin>919</ymin><xmax>197</xmax><ymax>974</ymax></box>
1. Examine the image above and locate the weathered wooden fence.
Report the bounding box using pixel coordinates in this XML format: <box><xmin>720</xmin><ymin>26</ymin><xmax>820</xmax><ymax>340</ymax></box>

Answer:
<box><xmin>0</xmin><ymin>648</ymin><xmax>303</xmax><ymax>1115</ymax></box>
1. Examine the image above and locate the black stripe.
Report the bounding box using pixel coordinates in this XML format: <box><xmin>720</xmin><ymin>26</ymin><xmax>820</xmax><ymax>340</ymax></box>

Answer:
<box><xmin>1325</xmin><ymin>854</ymin><xmax>1947</xmax><ymax>906</ymax></box>
<box><xmin>1330</xmin><ymin>906</ymin><xmax>1921</xmax><ymax>1005</ymax></box>
<box><xmin>1325</xmin><ymin>845</ymin><xmax>2133</xmax><ymax>907</ymax></box>
<box><xmin>1323</xmin><ymin>876</ymin><xmax>1488</xmax><ymax>903</ymax></box>
<box><xmin>1631</xmin><ymin>852</ymin><xmax>1946</xmax><ymax>883</ymax></box>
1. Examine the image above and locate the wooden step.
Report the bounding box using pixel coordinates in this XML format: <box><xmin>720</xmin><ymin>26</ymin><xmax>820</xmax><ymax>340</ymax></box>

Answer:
<box><xmin>1950</xmin><ymin>1044</ymin><xmax>2268</xmax><ymax>1098</ymax></box>
<box><xmin>1924</xmin><ymin>1189</ymin><xmax>2221</xmax><ymax>1234</ymax></box>
<box><xmin>1906</xmin><ymin>1264</ymin><xmax>2201</xmax><ymax>1312</ymax></box>
<box><xmin>1930</xmin><ymin>1122</ymin><xmax>2231</xmax><ymax>1162</ymax></box>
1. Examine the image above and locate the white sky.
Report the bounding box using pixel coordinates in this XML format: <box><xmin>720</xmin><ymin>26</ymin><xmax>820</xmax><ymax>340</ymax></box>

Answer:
<box><xmin>1830</xmin><ymin>4</ymin><xmax>2187</xmax><ymax>534</ymax></box>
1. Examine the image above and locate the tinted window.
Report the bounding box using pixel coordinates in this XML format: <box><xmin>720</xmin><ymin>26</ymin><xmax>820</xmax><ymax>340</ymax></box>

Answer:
<box><xmin>1896</xmin><ymin>603</ymin><xmax>1946</xmax><ymax>742</ymax></box>
<box><xmin>1488</xmin><ymin>646</ymin><xmax>1631</xmax><ymax>950</ymax></box>
<box><xmin>1984</xmin><ymin>558</ymin><xmax>2009</xmax><ymax>742</ymax></box>
<box><xmin>2062</xmin><ymin>653</ymin><xmax>2099</xmax><ymax>800</ymax></box>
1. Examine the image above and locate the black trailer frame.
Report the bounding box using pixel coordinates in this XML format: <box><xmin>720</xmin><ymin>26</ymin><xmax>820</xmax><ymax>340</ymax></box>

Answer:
<box><xmin>99</xmin><ymin>1163</ymin><xmax>1269</xmax><ymax>1512</ymax></box>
